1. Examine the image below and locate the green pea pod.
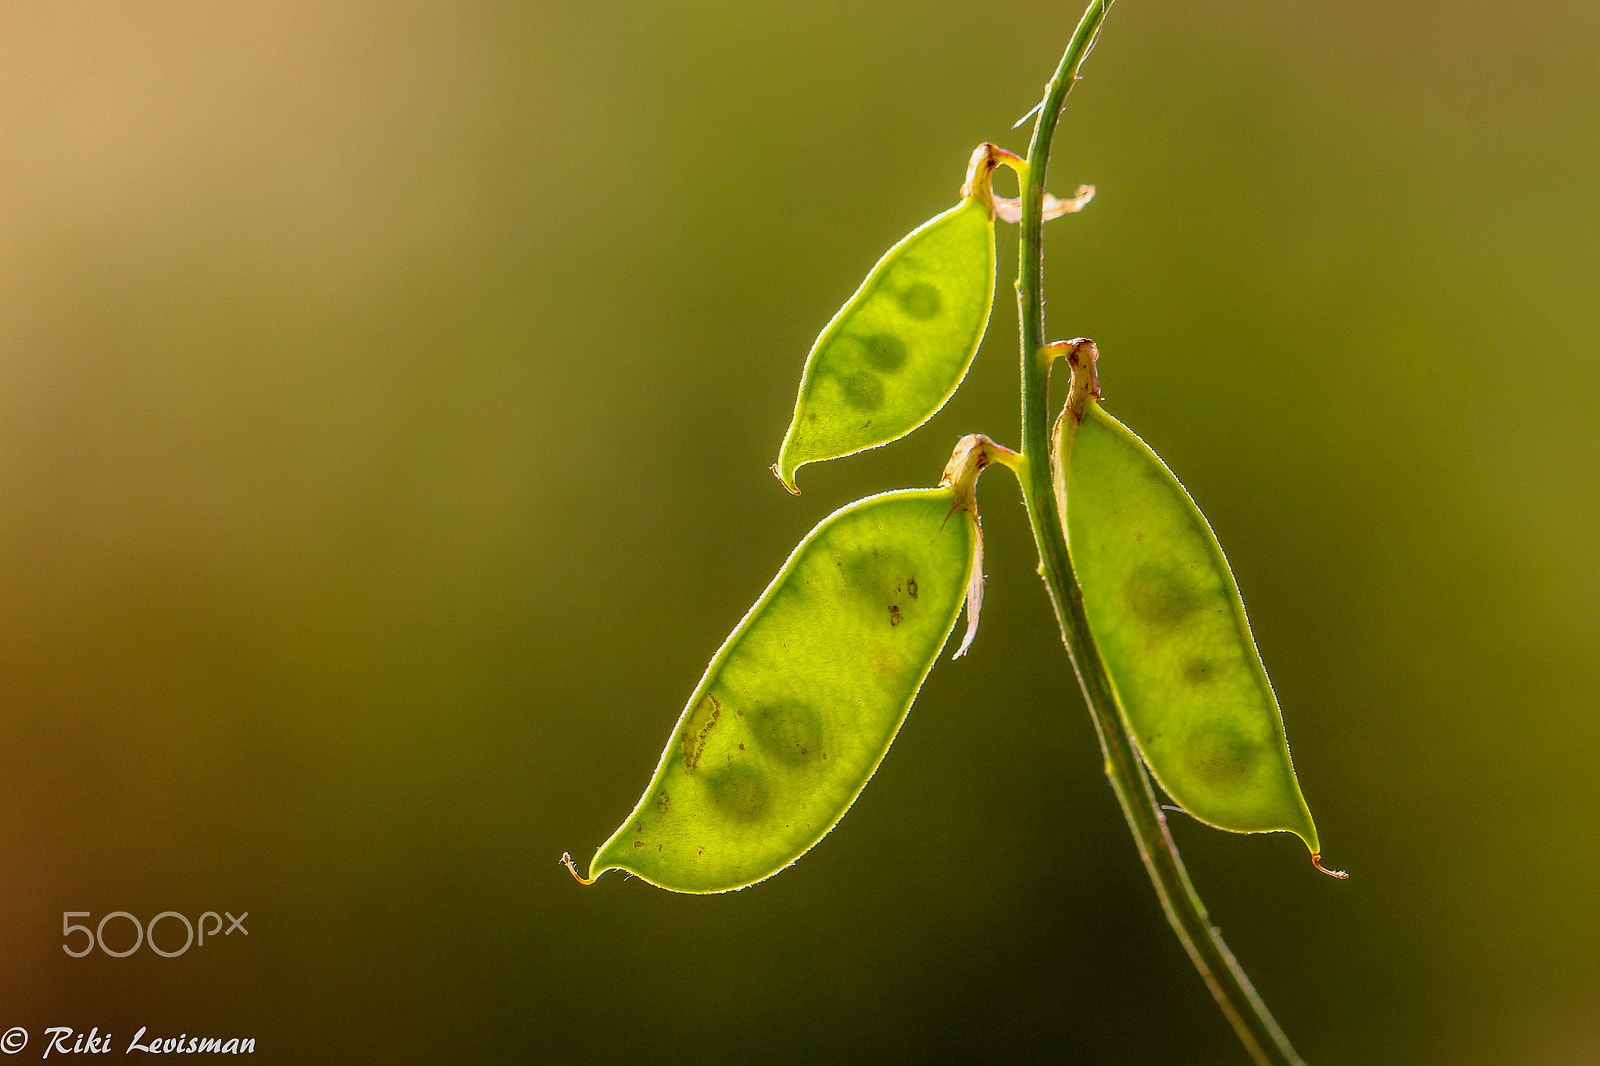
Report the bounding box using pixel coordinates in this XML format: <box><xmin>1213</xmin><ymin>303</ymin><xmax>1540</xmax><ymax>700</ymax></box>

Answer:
<box><xmin>578</xmin><ymin>484</ymin><xmax>980</xmax><ymax>893</ymax></box>
<box><xmin>1052</xmin><ymin>345</ymin><xmax>1322</xmax><ymax>856</ymax></box>
<box><xmin>771</xmin><ymin>146</ymin><xmax>1009</xmax><ymax>494</ymax></box>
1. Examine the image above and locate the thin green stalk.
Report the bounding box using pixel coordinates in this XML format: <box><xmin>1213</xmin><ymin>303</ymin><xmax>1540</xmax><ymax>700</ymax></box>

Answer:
<box><xmin>1013</xmin><ymin>4</ymin><xmax>1305</xmax><ymax>1064</ymax></box>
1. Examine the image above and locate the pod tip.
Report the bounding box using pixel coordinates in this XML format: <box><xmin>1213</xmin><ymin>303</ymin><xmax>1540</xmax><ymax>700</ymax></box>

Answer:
<box><xmin>560</xmin><ymin>852</ymin><xmax>598</xmax><ymax>886</ymax></box>
<box><xmin>769</xmin><ymin>463</ymin><xmax>801</xmax><ymax>496</ymax></box>
<box><xmin>1311</xmin><ymin>854</ymin><xmax>1349</xmax><ymax>880</ymax></box>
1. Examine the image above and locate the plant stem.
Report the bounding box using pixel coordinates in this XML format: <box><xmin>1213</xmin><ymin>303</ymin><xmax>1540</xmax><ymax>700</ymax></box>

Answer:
<box><xmin>1013</xmin><ymin>4</ymin><xmax>1305</xmax><ymax>1064</ymax></box>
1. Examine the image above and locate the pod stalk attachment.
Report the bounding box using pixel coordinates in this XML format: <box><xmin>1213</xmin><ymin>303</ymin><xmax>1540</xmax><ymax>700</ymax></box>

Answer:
<box><xmin>961</xmin><ymin>143</ymin><xmax>1026</xmax><ymax>221</ymax></box>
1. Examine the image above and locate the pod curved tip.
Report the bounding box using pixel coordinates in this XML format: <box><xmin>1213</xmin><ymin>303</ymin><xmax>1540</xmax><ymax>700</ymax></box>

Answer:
<box><xmin>961</xmin><ymin>142</ymin><xmax>1024</xmax><ymax>219</ymax></box>
<box><xmin>769</xmin><ymin>462</ymin><xmax>801</xmax><ymax>496</ymax></box>
<box><xmin>1311</xmin><ymin>854</ymin><xmax>1349</xmax><ymax>880</ymax></box>
<box><xmin>560</xmin><ymin>852</ymin><xmax>599</xmax><ymax>886</ymax></box>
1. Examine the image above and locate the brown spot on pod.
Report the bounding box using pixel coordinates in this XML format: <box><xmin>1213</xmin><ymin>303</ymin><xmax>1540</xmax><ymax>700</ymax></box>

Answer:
<box><xmin>682</xmin><ymin>694</ymin><xmax>722</xmax><ymax>774</ymax></box>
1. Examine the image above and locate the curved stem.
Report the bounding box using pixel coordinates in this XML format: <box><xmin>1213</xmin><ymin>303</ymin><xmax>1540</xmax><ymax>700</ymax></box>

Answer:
<box><xmin>1014</xmin><ymin>5</ymin><xmax>1305</xmax><ymax>1064</ymax></box>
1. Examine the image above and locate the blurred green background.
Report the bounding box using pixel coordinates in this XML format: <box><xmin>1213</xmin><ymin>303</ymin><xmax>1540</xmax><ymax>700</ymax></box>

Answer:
<box><xmin>2</xmin><ymin>2</ymin><xmax>1596</xmax><ymax>1062</ymax></box>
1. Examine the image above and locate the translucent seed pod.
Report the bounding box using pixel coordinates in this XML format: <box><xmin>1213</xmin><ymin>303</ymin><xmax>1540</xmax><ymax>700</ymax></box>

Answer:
<box><xmin>770</xmin><ymin>145</ymin><xmax>1012</xmax><ymax>494</ymax></box>
<box><xmin>1053</xmin><ymin>340</ymin><xmax>1324</xmax><ymax>856</ymax></box>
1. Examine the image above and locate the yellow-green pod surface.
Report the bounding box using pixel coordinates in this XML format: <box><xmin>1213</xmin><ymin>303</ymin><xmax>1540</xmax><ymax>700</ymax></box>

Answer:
<box><xmin>587</xmin><ymin>488</ymin><xmax>977</xmax><ymax>892</ymax></box>
<box><xmin>1058</xmin><ymin>403</ymin><xmax>1320</xmax><ymax>851</ymax></box>
<box><xmin>773</xmin><ymin>196</ymin><xmax>995</xmax><ymax>493</ymax></box>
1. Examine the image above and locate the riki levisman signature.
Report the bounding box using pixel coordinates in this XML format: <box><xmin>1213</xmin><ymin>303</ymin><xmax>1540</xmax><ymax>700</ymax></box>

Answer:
<box><xmin>25</xmin><ymin>1026</ymin><xmax>256</xmax><ymax>1056</ymax></box>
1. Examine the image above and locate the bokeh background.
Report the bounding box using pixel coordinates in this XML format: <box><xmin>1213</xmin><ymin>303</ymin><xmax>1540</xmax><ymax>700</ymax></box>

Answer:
<box><xmin>2</xmin><ymin>2</ymin><xmax>1596</xmax><ymax>1062</ymax></box>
